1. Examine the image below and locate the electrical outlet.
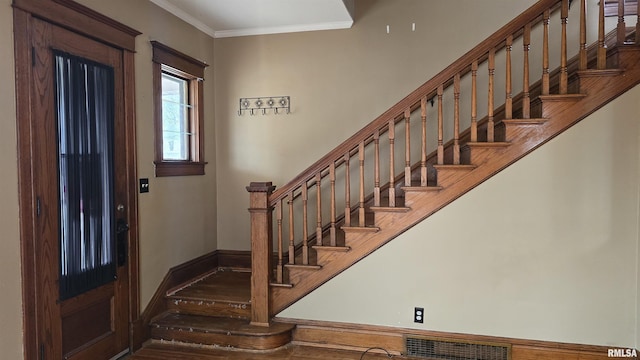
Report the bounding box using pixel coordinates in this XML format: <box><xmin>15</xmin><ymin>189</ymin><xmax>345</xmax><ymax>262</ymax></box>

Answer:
<box><xmin>414</xmin><ymin>307</ymin><xmax>424</xmax><ymax>323</ymax></box>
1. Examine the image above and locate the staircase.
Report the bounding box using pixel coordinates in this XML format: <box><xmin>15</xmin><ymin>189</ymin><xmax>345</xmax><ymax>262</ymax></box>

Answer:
<box><xmin>146</xmin><ymin>0</ymin><xmax>640</xmax><ymax>351</ymax></box>
<box><xmin>247</xmin><ymin>0</ymin><xmax>640</xmax><ymax>325</ymax></box>
<box><xmin>148</xmin><ymin>269</ymin><xmax>295</xmax><ymax>350</ymax></box>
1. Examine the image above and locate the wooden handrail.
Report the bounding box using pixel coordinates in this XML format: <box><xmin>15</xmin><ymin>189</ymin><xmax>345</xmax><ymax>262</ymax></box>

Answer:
<box><xmin>268</xmin><ymin>0</ymin><xmax>562</xmax><ymax>205</ymax></box>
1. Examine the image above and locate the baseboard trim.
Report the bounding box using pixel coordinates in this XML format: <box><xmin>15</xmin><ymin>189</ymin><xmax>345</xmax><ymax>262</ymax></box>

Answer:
<box><xmin>216</xmin><ymin>249</ymin><xmax>252</xmax><ymax>269</ymax></box>
<box><xmin>131</xmin><ymin>249</ymin><xmax>251</xmax><ymax>350</ymax></box>
<box><xmin>277</xmin><ymin>318</ymin><xmax>628</xmax><ymax>360</ymax></box>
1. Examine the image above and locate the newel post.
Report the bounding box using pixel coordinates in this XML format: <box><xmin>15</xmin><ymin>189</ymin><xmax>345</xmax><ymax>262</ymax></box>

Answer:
<box><xmin>246</xmin><ymin>182</ymin><xmax>276</xmax><ymax>327</ymax></box>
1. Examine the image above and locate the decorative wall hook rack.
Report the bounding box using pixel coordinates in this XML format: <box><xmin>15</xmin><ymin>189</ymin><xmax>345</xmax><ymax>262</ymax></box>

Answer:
<box><xmin>238</xmin><ymin>96</ymin><xmax>290</xmax><ymax>115</ymax></box>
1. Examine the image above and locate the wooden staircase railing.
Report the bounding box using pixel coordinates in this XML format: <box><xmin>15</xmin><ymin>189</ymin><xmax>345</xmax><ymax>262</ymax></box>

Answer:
<box><xmin>247</xmin><ymin>0</ymin><xmax>640</xmax><ymax>326</ymax></box>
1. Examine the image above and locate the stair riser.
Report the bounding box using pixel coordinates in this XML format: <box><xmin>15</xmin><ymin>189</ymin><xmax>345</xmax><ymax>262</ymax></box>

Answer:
<box><xmin>167</xmin><ymin>299</ymin><xmax>251</xmax><ymax>319</ymax></box>
<box><xmin>314</xmin><ymin>250</ymin><xmax>350</xmax><ymax>266</ymax></box>
<box><xmin>286</xmin><ymin>267</ymin><xmax>319</xmax><ymax>286</ymax></box>
<box><xmin>151</xmin><ymin>327</ymin><xmax>292</xmax><ymax>350</ymax></box>
<box><xmin>577</xmin><ymin>51</ymin><xmax>640</xmax><ymax>98</ymax></box>
<box><xmin>618</xmin><ymin>47</ymin><xmax>640</xmax><ymax>69</ymax></box>
<box><xmin>503</xmin><ymin>123</ymin><xmax>546</xmax><ymax>142</ymax></box>
<box><xmin>370</xmin><ymin>208</ymin><xmax>410</xmax><ymax>226</ymax></box>
<box><xmin>465</xmin><ymin>146</ymin><xmax>510</xmax><ymax>166</ymax></box>
<box><xmin>434</xmin><ymin>167</ymin><xmax>475</xmax><ymax>188</ymax></box>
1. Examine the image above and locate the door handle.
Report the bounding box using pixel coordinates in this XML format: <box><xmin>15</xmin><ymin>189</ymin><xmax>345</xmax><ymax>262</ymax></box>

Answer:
<box><xmin>116</xmin><ymin>218</ymin><xmax>129</xmax><ymax>267</ymax></box>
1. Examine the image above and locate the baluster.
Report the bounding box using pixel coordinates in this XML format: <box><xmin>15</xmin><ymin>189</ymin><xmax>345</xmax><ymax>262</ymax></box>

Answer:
<box><xmin>344</xmin><ymin>152</ymin><xmax>351</xmax><ymax>226</ymax></box>
<box><xmin>636</xmin><ymin>9</ymin><xmax>639</xmax><ymax>44</ymax></box>
<box><xmin>374</xmin><ymin>130</ymin><xmax>381</xmax><ymax>206</ymax></box>
<box><xmin>315</xmin><ymin>173</ymin><xmax>322</xmax><ymax>248</ymax></box>
<box><xmin>560</xmin><ymin>0</ymin><xmax>569</xmax><ymax>94</ymax></box>
<box><xmin>579</xmin><ymin>0</ymin><xmax>587</xmax><ymax>70</ymax></box>
<box><xmin>420</xmin><ymin>97</ymin><xmax>428</xmax><ymax>186</ymax></box>
<box><xmin>388</xmin><ymin>120</ymin><xmax>396</xmax><ymax>207</ymax></box>
<box><xmin>635</xmin><ymin>1</ymin><xmax>640</xmax><ymax>45</ymax></box>
<box><xmin>437</xmin><ymin>85</ymin><xmax>444</xmax><ymax>163</ymax></box>
<box><xmin>329</xmin><ymin>162</ymin><xmax>336</xmax><ymax>246</ymax></box>
<box><xmin>302</xmin><ymin>183</ymin><xmax>309</xmax><ymax>264</ymax></box>
<box><xmin>276</xmin><ymin>199</ymin><xmax>283</xmax><ymax>283</ymax></box>
<box><xmin>488</xmin><ymin>49</ymin><xmax>495</xmax><ymax>142</ymax></box>
<box><xmin>471</xmin><ymin>61</ymin><xmax>478</xmax><ymax>141</ymax></box>
<box><xmin>505</xmin><ymin>35</ymin><xmax>513</xmax><ymax>120</ymax></box>
<box><xmin>404</xmin><ymin>109</ymin><xmax>411</xmax><ymax>186</ymax></box>
<box><xmin>453</xmin><ymin>74</ymin><xmax>461</xmax><ymax>165</ymax></box>
<box><xmin>618</xmin><ymin>0</ymin><xmax>626</xmax><ymax>45</ymax></box>
<box><xmin>288</xmin><ymin>191</ymin><xmax>295</xmax><ymax>264</ymax></box>
<box><xmin>598</xmin><ymin>0</ymin><xmax>607</xmax><ymax>69</ymax></box>
<box><xmin>543</xmin><ymin>9</ymin><xmax>550</xmax><ymax>94</ymax></box>
<box><xmin>523</xmin><ymin>24</ymin><xmax>531</xmax><ymax>119</ymax></box>
<box><xmin>359</xmin><ymin>142</ymin><xmax>366</xmax><ymax>226</ymax></box>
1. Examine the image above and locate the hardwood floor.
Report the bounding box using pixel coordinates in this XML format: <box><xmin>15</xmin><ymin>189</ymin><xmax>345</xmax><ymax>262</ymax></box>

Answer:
<box><xmin>130</xmin><ymin>343</ymin><xmax>399</xmax><ymax>359</ymax></box>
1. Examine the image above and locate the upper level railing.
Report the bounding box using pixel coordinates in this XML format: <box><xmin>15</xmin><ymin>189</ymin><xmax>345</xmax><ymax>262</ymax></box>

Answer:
<box><xmin>247</xmin><ymin>0</ymin><xmax>639</xmax><ymax>325</ymax></box>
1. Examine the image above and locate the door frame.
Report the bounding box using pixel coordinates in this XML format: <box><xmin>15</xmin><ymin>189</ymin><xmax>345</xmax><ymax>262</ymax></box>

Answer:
<box><xmin>12</xmin><ymin>0</ymin><xmax>141</xmax><ymax>358</ymax></box>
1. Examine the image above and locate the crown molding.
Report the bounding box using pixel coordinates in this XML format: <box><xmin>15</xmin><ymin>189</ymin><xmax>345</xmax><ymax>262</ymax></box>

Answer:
<box><xmin>149</xmin><ymin>0</ymin><xmax>353</xmax><ymax>39</ymax></box>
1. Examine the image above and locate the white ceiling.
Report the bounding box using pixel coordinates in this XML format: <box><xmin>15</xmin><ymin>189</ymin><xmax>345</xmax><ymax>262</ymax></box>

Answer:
<box><xmin>149</xmin><ymin>0</ymin><xmax>355</xmax><ymax>38</ymax></box>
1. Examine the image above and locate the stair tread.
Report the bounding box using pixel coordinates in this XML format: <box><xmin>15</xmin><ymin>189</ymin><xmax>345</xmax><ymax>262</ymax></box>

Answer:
<box><xmin>369</xmin><ymin>206</ymin><xmax>411</xmax><ymax>212</ymax></box>
<box><xmin>401</xmin><ymin>185</ymin><xmax>443</xmax><ymax>192</ymax></box>
<box><xmin>501</xmin><ymin>118</ymin><xmax>548</xmax><ymax>125</ymax></box>
<box><xmin>432</xmin><ymin>164</ymin><xmax>476</xmax><ymax>170</ymax></box>
<box><xmin>577</xmin><ymin>68</ymin><xmax>624</xmax><ymax>77</ymax></box>
<box><xmin>152</xmin><ymin>313</ymin><xmax>295</xmax><ymax>336</ymax></box>
<box><xmin>169</xmin><ymin>271</ymin><xmax>250</xmax><ymax>303</ymax></box>
<box><xmin>169</xmin><ymin>291</ymin><xmax>251</xmax><ymax>304</ymax></box>
<box><xmin>270</xmin><ymin>282</ymin><xmax>294</xmax><ymax>288</ymax></box>
<box><xmin>464</xmin><ymin>141</ymin><xmax>511</xmax><ymax>147</ymax></box>
<box><xmin>285</xmin><ymin>263</ymin><xmax>322</xmax><ymax>270</ymax></box>
<box><xmin>538</xmin><ymin>93</ymin><xmax>587</xmax><ymax>101</ymax></box>
<box><xmin>312</xmin><ymin>245</ymin><xmax>351</xmax><ymax>252</ymax></box>
<box><xmin>341</xmin><ymin>226</ymin><xmax>380</xmax><ymax>232</ymax></box>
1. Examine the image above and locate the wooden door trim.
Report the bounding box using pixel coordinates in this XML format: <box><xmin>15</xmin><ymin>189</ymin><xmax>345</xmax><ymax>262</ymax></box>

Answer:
<box><xmin>13</xmin><ymin>8</ymin><xmax>36</xmax><ymax>360</ymax></box>
<box><xmin>12</xmin><ymin>0</ymin><xmax>140</xmax><ymax>51</ymax></box>
<box><xmin>12</xmin><ymin>2</ymin><xmax>140</xmax><ymax>359</ymax></box>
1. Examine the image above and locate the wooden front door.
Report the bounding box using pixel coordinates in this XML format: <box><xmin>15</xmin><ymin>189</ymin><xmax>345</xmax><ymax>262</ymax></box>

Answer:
<box><xmin>31</xmin><ymin>17</ymin><xmax>130</xmax><ymax>360</ymax></box>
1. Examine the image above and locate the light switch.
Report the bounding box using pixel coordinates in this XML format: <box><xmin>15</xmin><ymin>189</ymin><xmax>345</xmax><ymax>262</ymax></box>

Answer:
<box><xmin>139</xmin><ymin>178</ymin><xmax>150</xmax><ymax>193</ymax></box>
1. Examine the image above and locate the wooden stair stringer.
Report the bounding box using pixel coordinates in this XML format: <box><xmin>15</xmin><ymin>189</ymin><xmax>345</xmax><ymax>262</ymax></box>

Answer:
<box><xmin>270</xmin><ymin>49</ymin><xmax>640</xmax><ymax>315</ymax></box>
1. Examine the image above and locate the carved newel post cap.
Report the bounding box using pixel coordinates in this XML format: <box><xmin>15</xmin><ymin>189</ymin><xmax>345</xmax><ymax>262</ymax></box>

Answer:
<box><xmin>246</xmin><ymin>182</ymin><xmax>276</xmax><ymax>193</ymax></box>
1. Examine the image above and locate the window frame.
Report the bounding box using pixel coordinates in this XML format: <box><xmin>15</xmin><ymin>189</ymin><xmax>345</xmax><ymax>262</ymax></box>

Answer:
<box><xmin>151</xmin><ymin>41</ymin><xmax>208</xmax><ymax>176</ymax></box>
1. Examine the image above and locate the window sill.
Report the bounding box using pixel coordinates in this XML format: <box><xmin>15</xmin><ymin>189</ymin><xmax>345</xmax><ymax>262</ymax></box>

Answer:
<box><xmin>154</xmin><ymin>161</ymin><xmax>206</xmax><ymax>177</ymax></box>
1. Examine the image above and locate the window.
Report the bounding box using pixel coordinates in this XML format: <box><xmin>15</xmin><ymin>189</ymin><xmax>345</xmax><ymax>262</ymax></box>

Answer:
<box><xmin>151</xmin><ymin>41</ymin><xmax>208</xmax><ymax>176</ymax></box>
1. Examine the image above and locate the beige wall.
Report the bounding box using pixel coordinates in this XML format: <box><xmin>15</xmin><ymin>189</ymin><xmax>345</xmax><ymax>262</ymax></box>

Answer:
<box><xmin>72</xmin><ymin>0</ymin><xmax>218</xmax><ymax>309</ymax></box>
<box><xmin>0</xmin><ymin>0</ymin><xmax>24</xmax><ymax>358</ymax></box>
<box><xmin>215</xmin><ymin>0</ymin><xmax>552</xmax><ymax>250</ymax></box>
<box><xmin>280</xmin><ymin>85</ymin><xmax>640</xmax><ymax>348</ymax></box>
